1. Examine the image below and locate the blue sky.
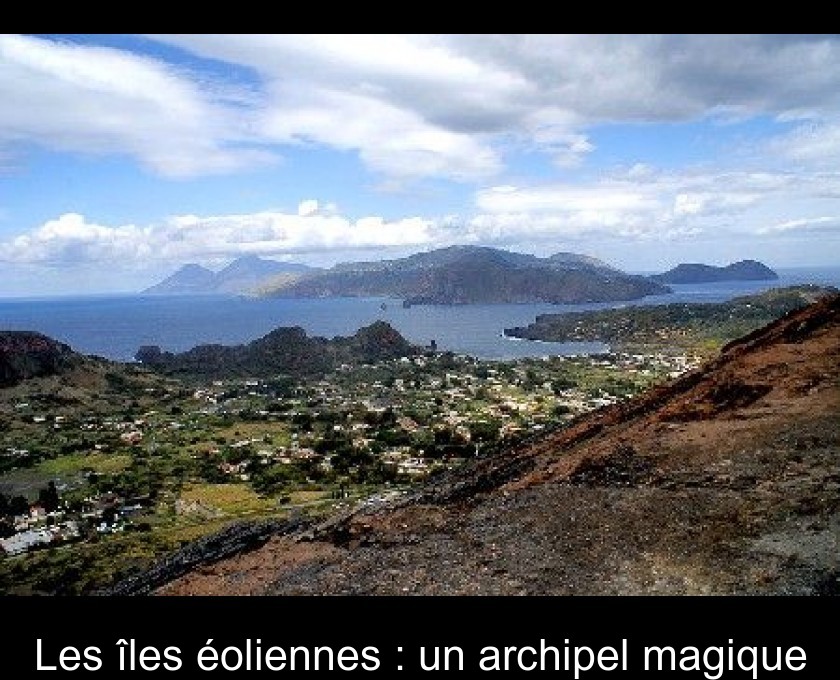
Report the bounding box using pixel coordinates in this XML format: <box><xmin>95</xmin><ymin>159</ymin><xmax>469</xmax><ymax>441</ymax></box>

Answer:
<box><xmin>2</xmin><ymin>34</ymin><xmax>840</xmax><ymax>296</ymax></box>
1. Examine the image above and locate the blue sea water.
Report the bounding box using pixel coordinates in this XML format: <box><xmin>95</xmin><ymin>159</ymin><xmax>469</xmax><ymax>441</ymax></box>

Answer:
<box><xmin>0</xmin><ymin>267</ymin><xmax>838</xmax><ymax>362</ymax></box>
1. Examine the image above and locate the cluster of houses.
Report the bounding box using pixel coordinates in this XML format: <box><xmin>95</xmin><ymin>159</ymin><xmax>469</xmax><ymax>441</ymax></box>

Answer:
<box><xmin>185</xmin><ymin>350</ymin><xmax>702</xmax><ymax>487</ymax></box>
<box><xmin>2</xmin><ymin>348</ymin><xmax>703</xmax><ymax>560</ymax></box>
<box><xmin>0</xmin><ymin>492</ymin><xmax>152</xmax><ymax>557</ymax></box>
<box><xmin>0</xmin><ymin>505</ymin><xmax>81</xmax><ymax>556</ymax></box>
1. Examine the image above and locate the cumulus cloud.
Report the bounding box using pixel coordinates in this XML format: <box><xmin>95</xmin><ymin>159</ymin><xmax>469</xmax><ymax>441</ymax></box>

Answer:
<box><xmin>0</xmin><ymin>34</ymin><xmax>273</xmax><ymax>177</ymax></box>
<box><xmin>7</xmin><ymin>35</ymin><xmax>840</xmax><ymax>183</ymax></box>
<box><xmin>4</xmin><ymin>160</ymin><xmax>840</xmax><ymax>272</ymax></box>
<box><xmin>297</xmin><ymin>199</ymin><xmax>319</xmax><ymax>217</ymax></box>
<box><xmin>0</xmin><ymin>209</ymin><xmax>441</xmax><ymax>266</ymax></box>
<box><xmin>465</xmin><ymin>167</ymin><xmax>840</xmax><ymax>247</ymax></box>
<box><xmin>0</xmin><ymin>213</ymin><xmax>152</xmax><ymax>265</ymax></box>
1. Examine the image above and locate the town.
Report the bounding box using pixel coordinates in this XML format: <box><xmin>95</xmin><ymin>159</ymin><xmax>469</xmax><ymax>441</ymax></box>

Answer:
<box><xmin>0</xmin><ymin>348</ymin><xmax>699</xmax><ymax>593</ymax></box>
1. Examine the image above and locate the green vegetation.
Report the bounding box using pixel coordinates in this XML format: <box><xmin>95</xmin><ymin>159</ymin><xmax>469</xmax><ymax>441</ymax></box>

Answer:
<box><xmin>505</xmin><ymin>285</ymin><xmax>835</xmax><ymax>356</ymax></box>
<box><xmin>178</xmin><ymin>483</ymin><xmax>277</xmax><ymax>515</ymax></box>
<box><xmin>36</xmin><ymin>452</ymin><xmax>132</xmax><ymax>476</ymax></box>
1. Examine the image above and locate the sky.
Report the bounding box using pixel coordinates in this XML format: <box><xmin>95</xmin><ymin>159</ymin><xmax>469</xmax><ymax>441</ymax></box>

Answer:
<box><xmin>1</xmin><ymin>34</ymin><xmax>840</xmax><ymax>296</ymax></box>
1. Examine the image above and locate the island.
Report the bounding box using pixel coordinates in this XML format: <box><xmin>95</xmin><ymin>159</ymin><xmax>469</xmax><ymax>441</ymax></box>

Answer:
<box><xmin>262</xmin><ymin>245</ymin><xmax>668</xmax><ymax>305</ymax></box>
<box><xmin>650</xmin><ymin>259</ymin><xmax>778</xmax><ymax>284</ymax></box>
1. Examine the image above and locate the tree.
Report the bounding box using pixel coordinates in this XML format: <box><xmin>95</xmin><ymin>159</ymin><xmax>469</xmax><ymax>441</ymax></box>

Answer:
<box><xmin>552</xmin><ymin>403</ymin><xmax>572</xmax><ymax>417</ymax></box>
<box><xmin>9</xmin><ymin>495</ymin><xmax>29</xmax><ymax>516</ymax></box>
<box><xmin>38</xmin><ymin>481</ymin><xmax>60</xmax><ymax>512</ymax></box>
<box><xmin>470</xmin><ymin>420</ymin><xmax>500</xmax><ymax>444</ymax></box>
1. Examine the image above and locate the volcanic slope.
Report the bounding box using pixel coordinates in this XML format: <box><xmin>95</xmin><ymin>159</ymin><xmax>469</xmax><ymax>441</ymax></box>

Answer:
<box><xmin>158</xmin><ymin>294</ymin><xmax>840</xmax><ymax>595</ymax></box>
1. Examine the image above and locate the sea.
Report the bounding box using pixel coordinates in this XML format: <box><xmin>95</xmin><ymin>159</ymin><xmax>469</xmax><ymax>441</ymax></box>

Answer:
<box><xmin>1</xmin><ymin>267</ymin><xmax>838</xmax><ymax>363</ymax></box>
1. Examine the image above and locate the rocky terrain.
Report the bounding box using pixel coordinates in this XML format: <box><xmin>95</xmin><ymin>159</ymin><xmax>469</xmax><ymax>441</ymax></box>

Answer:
<box><xmin>0</xmin><ymin>332</ymin><xmax>80</xmax><ymax>388</ymax></box>
<box><xmin>135</xmin><ymin>321</ymin><xmax>418</xmax><ymax>381</ymax></box>
<box><xmin>147</xmin><ymin>293</ymin><xmax>840</xmax><ymax>596</ymax></box>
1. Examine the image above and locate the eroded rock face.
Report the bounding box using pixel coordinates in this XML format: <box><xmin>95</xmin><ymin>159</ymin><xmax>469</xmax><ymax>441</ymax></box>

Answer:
<box><xmin>134</xmin><ymin>321</ymin><xmax>418</xmax><ymax>381</ymax></box>
<box><xmin>101</xmin><ymin>518</ymin><xmax>307</xmax><ymax>596</ymax></box>
<box><xmin>0</xmin><ymin>332</ymin><xmax>78</xmax><ymax>387</ymax></box>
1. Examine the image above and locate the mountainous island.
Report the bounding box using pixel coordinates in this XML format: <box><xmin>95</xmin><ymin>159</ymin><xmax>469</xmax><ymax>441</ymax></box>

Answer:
<box><xmin>261</xmin><ymin>246</ymin><xmax>668</xmax><ymax>304</ymax></box>
<box><xmin>651</xmin><ymin>259</ymin><xmax>778</xmax><ymax>284</ymax></box>
<box><xmin>143</xmin><ymin>249</ymin><xmax>779</xmax><ymax>306</ymax></box>
<box><xmin>143</xmin><ymin>255</ymin><xmax>315</xmax><ymax>295</ymax></box>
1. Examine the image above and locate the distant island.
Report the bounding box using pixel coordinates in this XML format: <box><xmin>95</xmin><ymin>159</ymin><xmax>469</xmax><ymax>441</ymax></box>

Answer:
<box><xmin>262</xmin><ymin>245</ymin><xmax>668</xmax><ymax>305</ymax></box>
<box><xmin>143</xmin><ymin>255</ymin><xmax>315</xmax><ymax>296</ymax></box>
<box><xmin>142</xmin><ymin>251</ymin><xmax>781</xmax><ymax>305</ymax></box>
<box><xmin>651</xmin><ymin>259</ymin><xmax>778</xmax><ymax>284</ymax></box>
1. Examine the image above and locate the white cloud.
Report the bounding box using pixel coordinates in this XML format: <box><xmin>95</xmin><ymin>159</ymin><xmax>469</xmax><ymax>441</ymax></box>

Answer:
<box><xmin>297</xmin><ymin>199</ymin><xmax>319</xmax><ymax>217</ymax></box>
<box><xmin>0</xmin><ymin>209</ymin><xmax>440</xmax><ymax>266</ymax></box>
<box><xmin>772</xmin><ymin>122</ymin><xmax>840</xmax><ymax>168</ymax></box>
<box><xmin>759</xmin><ymin>216</ymin><xmax>840</xmax><ymax>234</ymax></box>
<box><xmin>5</xmin><ymin>35</ymin><xmax>840</xmax><ymax>182</ymax></box>
<box><xmin>0</xmin><ymin>34</ymin><xmax>273</xmax><ymax>177</ymax></box>
<box><xmin>4</xmin><ymin>160</ymin><xmax>840</xmax><ymax>283</ymax></box>
<box><xmin>5</xmin><ymin>161</ymin><xmax>840</xmax><ymax>270</ymax></box>
<box><xmin>466</xmin><ymin>167</ymin><xmax>840</xmax><ymax>248</ymax></box>
<box><xmin>0</xmin><ymin>213</ymin><xmax>152</xmax><ymax>265</ymax></box>
<box><xmin>257</xmin><ymin>86</ymin><xmax>501</xmax><ymax>180</ymax></box>
<box><xmin>144</xmin><ymin>34</ymin><xmax>840</xmax><ymax>180</ymax></box>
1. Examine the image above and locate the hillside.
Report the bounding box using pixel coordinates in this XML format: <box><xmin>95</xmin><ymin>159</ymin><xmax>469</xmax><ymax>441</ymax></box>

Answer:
<box><xmin>505</xmin><ymin>285</ymin><xmax>835</xmax><ymax>353</ymax></box>
<box><xmin>0</xmin><ymin>332</ymin><xmax>80</xmax><ymax>388</ymax></box>
<box><xmin>135</xmin><ymin>321</ymin><xmax>418</xmax><ymax>380</ymax></box>
<box><xmin>264</xmin><ymin>246</ymin><xmax>667</xmax><ymax>304</ymax></box>
<box><xmin>652</xmin><ymin>259</ymin><xmax>778</xmax><ymax>284</ymax></box>
<box><xmin>146</xmin><ymin>293</ymin><xmax>840</xmax><ymax>595</ymax></box>
<box><xmin>143</xmin><ymin>256</ymin><xmax>313</xmax><ymax>295</ymax></box>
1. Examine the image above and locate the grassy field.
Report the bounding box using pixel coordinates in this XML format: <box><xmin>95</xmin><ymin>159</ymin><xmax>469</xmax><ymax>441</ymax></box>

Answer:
<box><xmin>36</xmin><ymin>452</ymin><xmax>133</xmax><ymax>476</ymax></box>
<box><xmin>209</xmin><ymin>421</ymin><xmax>293</xmax><ymax>447</ymax></box>
<box><xmin>178</xmin><ymin>482</ymin><xmax>278</xmax><ymax>515</ymax></box>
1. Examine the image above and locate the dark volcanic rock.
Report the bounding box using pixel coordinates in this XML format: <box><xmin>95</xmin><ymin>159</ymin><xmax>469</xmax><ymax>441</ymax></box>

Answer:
<box><xmin>135</xmin><ymin>321</ymin><xmax>418</xmax><ymax>380</ymax></box>
<box><xmin>100</xmin><ymin>518</ymin><xmax>307</xmax><ymax>596</ymax></box>
<box><xmin>0</xmin><ymin>331</ymin><xmax>78</xmax><ymax>387</ymax></box>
